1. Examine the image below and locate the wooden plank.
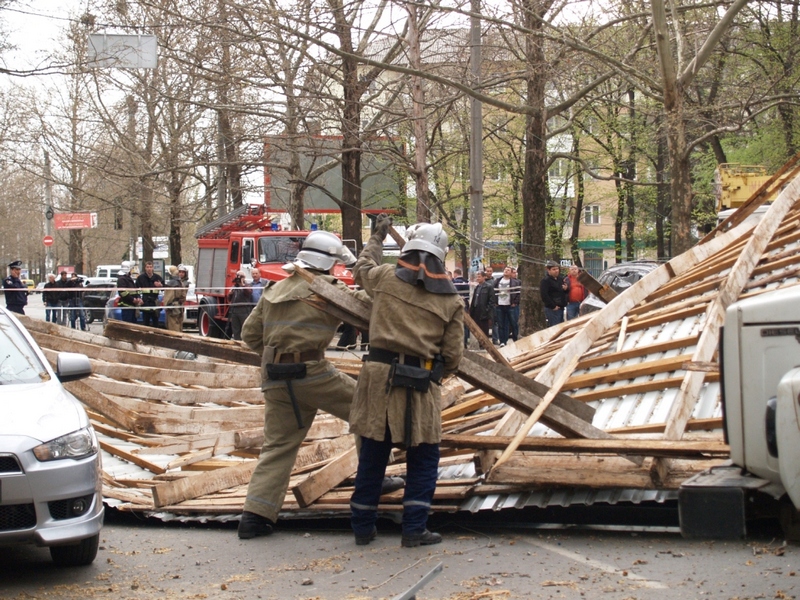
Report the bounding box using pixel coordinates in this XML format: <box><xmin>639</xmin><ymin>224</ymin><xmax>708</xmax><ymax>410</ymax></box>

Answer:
<box><xmin>578</xmin><ymin>270</ymin><xmax>617</xmax><ymax>304</ymax></box>
<box><xmin>86</xmin><ymin>378</ymin><xmax>264</xmax><ymax>405</ymax></box>
<box><xmin>487</xmin><ymin>454</ymin><xmax>720</xmax><ymax>489</ymax></box>
<box><xmin>292</xmin><ymin>447</ymin><xmax>359</xmax><ymax>507</ymax></box>
<box><xmin>441</xmin><ymin>434</ymin><xmax>729</xmax><ymax>458</ymax></box>
<box><xmin>575</xmin><ymin>337</ymin><xmax>697</xmax><ymax>370</ymax></box>
<box><xmin>151</xmin><ymin>461</ymin><xmax>255</xmax><ymax>508</ymax></box>
<box><xmin>99</xmin><ymin>439</ymin><xmax>166</xmax><ymax>475</ymax></box>
<box><xmin>87</xmin><ymin>360</ymin><xmax>261</xmax><ymax>389</ymax></box>
<box><xmin>457</xmin><ymin>352</ymin><xmax>607</xmax><ymax>440</ymax></box>
<box><xmin>464</xmin><ymin>312</ymin><xmax>511</xmax><ymax>366</ymax></box>
<box><xmin>64</xmin><ymin>379</ymin><xmax>139</xmax><ymax>431</ymax></box>
<box><xmin>461</xmin><ymin>351</ymin><xmax>595</xmax><ymax>423</ymax></box>
<box><xmin>294</xmin><ymin>436</ymin><xmax>356</xmax><ymax>470</ymax></box>
<box><xmin>563</xmin><ymin>354</ymin><xmax>693</xmax><ymax>391</ymax></box>
<box><xmin>607</xmin><ymin>417</ymin><xmax>722</xmax><ymax>434</ymax></box>
<box><xmin>103</xmin><ymin>319</ymin><xmax>261</xmax><ymax>366</ymax></box>
<box><xmin>31</xmin><ymin>329</ymin><xmax>255</xmax><ymax>374</ymax></box>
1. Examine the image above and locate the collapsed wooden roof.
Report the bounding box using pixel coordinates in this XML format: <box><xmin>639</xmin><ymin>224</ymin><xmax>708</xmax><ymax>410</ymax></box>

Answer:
<box><xmin>20</xmin><ymin>159</ymin><xmax>800</xmax><ymax>521</ymax></box>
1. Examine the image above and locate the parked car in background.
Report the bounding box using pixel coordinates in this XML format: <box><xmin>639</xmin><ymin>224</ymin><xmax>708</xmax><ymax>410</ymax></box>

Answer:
<box><xmin>34</xmin><ymin>282</ymin><xmax>46</xmax><ymax>294</ymax></box>
<box><xmin>579</xmin><ymin>260</ymin><xmax>660</xmax><ymax>316</ymax></box>
<box><xmin>21</xmin><ymin>279</ymin><xmax>35</xmax><ymax>291</ymax></box>
<box><xmin>82</xmin><ymin>281</ymin><xmax>113</xmax><ymax>324</ymax></box>
<box><xmin>0</xmin><ymin>307</ymin><xmax>103</xmax><ymax>566</ymax></box>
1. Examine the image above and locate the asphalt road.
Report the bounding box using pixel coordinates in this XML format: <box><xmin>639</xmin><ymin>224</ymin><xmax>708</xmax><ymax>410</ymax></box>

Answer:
<box><xmin>1</xmin><ymin>511</ymin><xmax>797</xmax><ymax>600</ymax></box>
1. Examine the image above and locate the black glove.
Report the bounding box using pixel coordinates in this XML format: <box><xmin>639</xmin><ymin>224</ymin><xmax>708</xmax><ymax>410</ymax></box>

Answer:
<box><xmin>374</xmin><ymin>214</ymin><xmax>393</xmax><ymax>239</ymax></box>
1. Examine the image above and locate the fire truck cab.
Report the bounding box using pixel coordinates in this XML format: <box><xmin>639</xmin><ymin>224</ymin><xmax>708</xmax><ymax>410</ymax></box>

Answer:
<box><xmin>195</xmin><ymin>204</ymin><xmax>354</xmax><ymax>337</ymax></box>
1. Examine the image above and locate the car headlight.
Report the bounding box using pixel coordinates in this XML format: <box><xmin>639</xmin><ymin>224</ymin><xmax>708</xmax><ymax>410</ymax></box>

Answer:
<box><xmin>33</xmin><ymin>427</ymin><xmax>97</xmax><ymax>461</ymax></box>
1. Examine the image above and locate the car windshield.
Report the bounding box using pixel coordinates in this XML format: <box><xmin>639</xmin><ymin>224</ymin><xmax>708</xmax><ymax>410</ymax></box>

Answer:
<box><xmin>258</xmin><ymin>236</ymin><xmax>304</xmax><ymax>264</ymax></box>
<box><xmin>0</xmin><ymin>313</ymin><xmax>49</xmax><ymax>384</ymax></box>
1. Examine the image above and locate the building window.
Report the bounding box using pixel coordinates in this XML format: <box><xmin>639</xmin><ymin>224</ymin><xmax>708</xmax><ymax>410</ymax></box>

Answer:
<box><xmin>584</xmin><ymin>205</ymin><xmax>600</xmax><ymax>225</ymax></box>
<box><xmin>491</xmin><ymin>211</ymin><xmax>508</xmax><ymax>228</ymax></box>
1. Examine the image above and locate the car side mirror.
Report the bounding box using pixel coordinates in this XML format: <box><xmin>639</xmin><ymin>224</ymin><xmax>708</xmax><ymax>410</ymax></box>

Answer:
<box><xmin>56</xmin><ymin>352</ymin><xmax>92</xmax><ymax>383</ymax></box>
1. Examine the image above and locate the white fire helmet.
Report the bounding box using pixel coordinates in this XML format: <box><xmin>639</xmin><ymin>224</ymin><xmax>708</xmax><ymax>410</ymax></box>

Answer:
<box><xmin>295</xmin><ymin>231</ymin><xmax>356</xmax><ymax>271</ymax></box>
<box><xmin>118</xmin><ymin>260</ymin><xmax>135</xmax><ymax>276</ymax></box>
<box><xmin>402</xmin><ymin>222</ymin><xmax>448</xmax><ymax>262</ymax></box>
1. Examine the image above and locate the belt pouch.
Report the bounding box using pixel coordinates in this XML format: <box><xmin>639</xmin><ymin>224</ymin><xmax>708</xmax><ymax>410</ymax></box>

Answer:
<box><xmin>389</xmin><ymin>362</ymin><xmax>430</xmax><ymax>393</ymax></box>
<box><xmin>266</xmin><ymin>363</ymin><xmax>307</xmax><ymax>380</ymax></box>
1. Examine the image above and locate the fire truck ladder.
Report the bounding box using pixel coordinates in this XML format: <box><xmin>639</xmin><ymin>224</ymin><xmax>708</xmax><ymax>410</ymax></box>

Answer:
<box><xmin>195</xmin><ymin>204</ymin><xmax>274</xmax><ymax>239</ymax></box>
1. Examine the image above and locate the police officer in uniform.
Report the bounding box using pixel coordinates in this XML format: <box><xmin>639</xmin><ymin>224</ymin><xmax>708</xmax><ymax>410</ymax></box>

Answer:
<box><xmin>3</xmin><ymin>260</ymin><xmax>28</xmax><ymax>315</ymax></box>
<box><xmin>349</xmin><ymin>218</ymin><xmax>464</xmax><ymax>547</ymax></box>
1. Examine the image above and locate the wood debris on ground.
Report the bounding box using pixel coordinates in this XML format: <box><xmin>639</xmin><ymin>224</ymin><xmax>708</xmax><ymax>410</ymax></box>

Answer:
<box><xmin>19</xmin><ymin>158</ymin><xmax>800</xmax><ymax>522</ymax></box>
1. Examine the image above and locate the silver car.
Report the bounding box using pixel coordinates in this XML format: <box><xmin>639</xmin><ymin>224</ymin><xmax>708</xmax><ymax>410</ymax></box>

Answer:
<box><xmin>0</xmin><ymin>308</ymin><xmax>103</xmax><ymax>566</ymax></box>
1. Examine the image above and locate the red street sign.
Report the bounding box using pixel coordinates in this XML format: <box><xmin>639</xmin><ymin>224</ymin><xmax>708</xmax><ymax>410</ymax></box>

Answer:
<box><xmin>43</xmin><ymin>235</ymin><xmax>54</xmax><ymax>247</ymax></box>
<box><xmin>54</xmin><ymin>212</ymin><xmax>98</xmax><ymax>230</ymax></box>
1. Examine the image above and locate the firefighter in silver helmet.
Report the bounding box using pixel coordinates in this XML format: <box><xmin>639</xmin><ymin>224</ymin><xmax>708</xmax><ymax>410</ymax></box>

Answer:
<box><xmin>237</xmin><ymin>230</ymin><xmax>402</xmax><ymax>539</ymax></box>
<box><xmin>349</xmin><ymin>217</ymin><xmax>464</xmax><ymax>548</ymax></box>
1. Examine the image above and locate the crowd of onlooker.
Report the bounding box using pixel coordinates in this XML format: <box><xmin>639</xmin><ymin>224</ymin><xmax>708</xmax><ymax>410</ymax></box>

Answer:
<box><xmin>450</xmin><ymin>265</ymin><xmax>521</xmax><ymax>348</ymax></box>
<box><xmin>42</xmin><ymin>271</ymin><xmax>89</xmax><ymax>329</ymax></box>
<box><xmin>449</xmin><ymin>261</ymin><xmax>590</xmax><ymax>348</ymax></box>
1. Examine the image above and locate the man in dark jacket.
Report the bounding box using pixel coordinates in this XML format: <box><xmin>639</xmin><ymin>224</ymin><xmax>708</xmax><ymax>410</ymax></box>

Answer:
<box><xmin>468</xmin><ymin>271</ymin><xmax>496</xmax><ymax>338</ymax></box>
<box><xmin>136</xmin><ymin>261</ymin><xmax>164</xmax><ymax>327</ymax></box>
<box><xmin>540</xmin><ymin>260</ymin><xmax>569</xmax><ymax>327</ymax></box>
<box><xmin>43</xmin><ymin>273</ymin><xmax>59</xmax><ymax>323</ymax></box>
<box><xmin>67</xmin><ymin>272</ymin><xmax>87</xmax><ymax>330</ymax></box>
<box><xmin>55</xmin><ymin>271</ymin><xmax>71</xmax><ymax>325</ymax></box>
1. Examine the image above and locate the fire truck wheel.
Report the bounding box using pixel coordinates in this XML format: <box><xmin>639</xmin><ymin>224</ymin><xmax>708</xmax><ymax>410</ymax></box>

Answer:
<box><xmin>199</xmin><ymin>304</ymin><xmax>223</xmax><ymax>338</ymax></box>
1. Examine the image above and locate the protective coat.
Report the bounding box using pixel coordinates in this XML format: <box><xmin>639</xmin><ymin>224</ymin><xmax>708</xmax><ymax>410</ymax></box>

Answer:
<box><xmin>349</xmin><ymin>236</ymin><xmax>464</xmax><ymax>446</ymax></box>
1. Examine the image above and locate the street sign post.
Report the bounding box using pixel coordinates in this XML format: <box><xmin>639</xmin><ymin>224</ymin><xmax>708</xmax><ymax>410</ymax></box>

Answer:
<box><xmin>43</xmin><ymin>235</ymin><xmax>54</xmax><ymax>247</ymax></box>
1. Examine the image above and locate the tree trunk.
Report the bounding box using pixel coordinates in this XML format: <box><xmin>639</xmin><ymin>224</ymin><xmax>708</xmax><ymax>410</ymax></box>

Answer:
<box><xmin>519</xmin><ymin>0</ymin><xmax>552</xmax><ymax>335</ymax></box>
<box><xmin>655</xmin><ymin>125</ymin><xmax>669</xmax><ymax>261</ymax></box>
<box><xmin>407</xmin><ymin>3</ymin><xmax>431</xmax><ymax>223</ymax></box>
<box><xmin>665</xmin><ymin>97</ymin><xmax>693</xmax><ymax>255</ymax></box>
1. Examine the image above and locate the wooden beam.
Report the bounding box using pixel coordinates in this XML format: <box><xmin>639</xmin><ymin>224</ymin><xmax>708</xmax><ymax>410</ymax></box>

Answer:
<box><xmin>578</xmin><ymin>270</ymin><xmax>617</xmax><ymax>304</ymax></box>
<box><xmin>457</xmin><ymin>352</ymin><xmax>607</xmax><ymax>440</ymax></box>
<box><xmin>441</xmin><ymin>434</ymin><xmax>729</xmax><ymax>458</ymax></box>
<box><xmin>64</xmin><ymin>379</ymin><xmax>139</xmax><ymax>431</ymax></box>
<box><xmin>103</xmin><ymin>319</ymin><xmax>260</xmax><ymax>366</ymax></box>
<box><xmin>292</xmin><ymin>447</ymin><xmax>358</xmax><ymax>507</ymax></box>
<box><xmin>86</xmin><ymin>378</ymin><xmax>264</xmax><ymax>405</ymax></box>
<box><xmin>151</xmin><ymin>461</ymin><xmax>255</xmax><ymax>508</ymax></box>
<box><xmin>487</xmin><ymin>454</ymin><xmax>719</xmax><ymax>489</ymax></box>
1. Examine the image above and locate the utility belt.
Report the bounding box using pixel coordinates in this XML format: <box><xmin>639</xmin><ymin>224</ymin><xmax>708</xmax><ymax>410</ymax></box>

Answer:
<box><xmin>263</xmin><ymin>348</ymin><xmax>325</xmax><ymax>430</ymax></box>
<box><xmin>365</xmin><ymin>347</ymin><xmax>445</xmax><ymax>447</ymax></box>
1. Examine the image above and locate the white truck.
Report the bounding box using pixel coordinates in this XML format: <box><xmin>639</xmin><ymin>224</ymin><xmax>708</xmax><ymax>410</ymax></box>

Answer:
<box><xmin>679</xmin><ymin>285</ymin><xmax>800</xmax><ymax>539</ymax></box>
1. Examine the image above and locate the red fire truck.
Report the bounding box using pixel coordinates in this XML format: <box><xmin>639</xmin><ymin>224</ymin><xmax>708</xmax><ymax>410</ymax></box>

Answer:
<box><xmin>195</xmin><ymin>204</ymin><xmax>354</xmax><ymax>337</ymax></box>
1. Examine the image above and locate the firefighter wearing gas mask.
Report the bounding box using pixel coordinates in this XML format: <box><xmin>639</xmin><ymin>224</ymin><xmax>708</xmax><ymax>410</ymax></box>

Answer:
<box><xmin>349</xmin><ymin>217</ymin><xmax>464</xmax><ymax>548</ymax></box>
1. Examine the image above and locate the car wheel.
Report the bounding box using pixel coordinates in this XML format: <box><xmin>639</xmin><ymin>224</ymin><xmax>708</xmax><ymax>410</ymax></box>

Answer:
<box><xmin>85</xmin><ymin>311</ymin><xmax>95</xmax><ymax>325</ymax></box>
<box><xmin>49</xmin><ymin>533</ymin><xmax>99</xmax><ymax>566</ymax></box>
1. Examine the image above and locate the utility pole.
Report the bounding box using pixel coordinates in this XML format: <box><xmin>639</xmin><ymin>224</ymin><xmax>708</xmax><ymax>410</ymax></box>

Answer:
<box><xmin>469</xmin><ymin>0</ymin><xmax>483</xmax><ymax>275</ymax></box>
<box><xmin>44</xmin><ymin>152</ymin><xmax>54</xmax><ymax>273</ymax></box>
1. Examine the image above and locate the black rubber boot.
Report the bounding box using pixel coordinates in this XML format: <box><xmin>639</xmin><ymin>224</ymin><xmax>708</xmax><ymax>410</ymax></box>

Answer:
<box><xmin>354</xmin><ymin>527</ymin><xmax>377</xmax><ymax>546</ymax></box>
<box><xmin>401</xmin><ymin>529</ymin><xmax>442</xmax><ymax>548</ymax></box>
<box><xmin>381</xmin><ymin>476</ymin><xmax>405</xmax><ymax>494</ymax></box>
<box><xmin>237</xmin><ymin>511</ymin><xmax>275</xmax><ymax>539</ymax></box>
